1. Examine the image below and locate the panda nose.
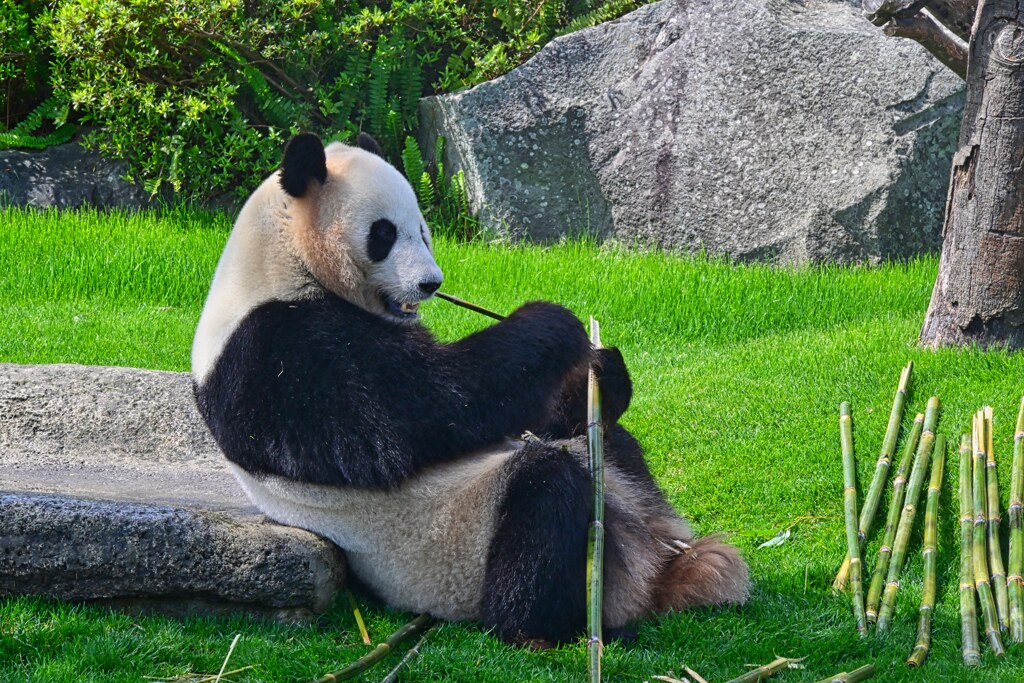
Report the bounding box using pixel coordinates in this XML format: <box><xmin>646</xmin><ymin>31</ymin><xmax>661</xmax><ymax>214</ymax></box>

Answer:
<box><xmin>418</xmin><ymin>279</ymin><xmax>442</xmax><ymax>295</ymax></box>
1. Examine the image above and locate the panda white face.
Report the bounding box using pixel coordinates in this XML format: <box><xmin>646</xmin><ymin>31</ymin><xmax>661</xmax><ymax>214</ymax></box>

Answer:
<box><xmin>284</xmin><ymin>135</ymin><xmax>444</xmax><ymax>324</ymax></box>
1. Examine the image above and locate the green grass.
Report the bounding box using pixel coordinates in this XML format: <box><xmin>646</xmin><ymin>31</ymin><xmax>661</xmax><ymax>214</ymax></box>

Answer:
<box><xmin>2</xmin><ymin>206</ymin><xmax>1024</xmax><ymax>682</ymax></box>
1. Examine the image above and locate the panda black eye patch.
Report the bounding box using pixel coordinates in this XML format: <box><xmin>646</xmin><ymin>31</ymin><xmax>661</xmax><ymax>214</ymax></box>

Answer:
<box><xmin>367</xmin><ymin>219</ymin><xmax>398</xmax><ymax>262</ymax></box>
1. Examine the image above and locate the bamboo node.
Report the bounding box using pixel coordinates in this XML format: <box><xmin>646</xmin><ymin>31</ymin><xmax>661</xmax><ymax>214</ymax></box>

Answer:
<box><xmin>875</xmin><ymin>456</ymin><xmax>891</xmax><ymax>466</ymax></box>
<box><xmin>922</xmin><ymin>548</ymin><xmax>936</xmax><ymax>556</ymax></box>
<box><xmin>839</xmin><ymin>415</ymin><xmax>852</xmax><ymax>422</ymax></box>
<box><xmin>879</xmin><ymin>545</ymin><xmax>892</xmax><ymax>554</ymax></box>
<box><xmin>1007</xmin><ymin>575</ymin><xmax>1024</xmax><ymax>582</ymax></box>
<box><xmin>960</xmin><ymin>582</ymin><xmax>976</xmax><ymax>590</ymax></box>
<box><xmin>843</xmin><ymin>486</ymin><xmax>857</xmax><ymax>494</ymax></box>
<box><xmin>1009</xmin><ymin>502</ymin><xmax>1024</xmax><ymax>511</ymax></box>
<box><xmin>1015</xmin><ymin>431</ymin><xmax>1024</xmax><ymax>440</ymax></box>
<box><xmin>978</xmin><ymin>578</ymin><xmax>991</xmax><ymax>587</ymax></box>
<box><xmin>894</xmin><ymin>476</ymin><xmax>908</xmax><ymax>486</ymax></box>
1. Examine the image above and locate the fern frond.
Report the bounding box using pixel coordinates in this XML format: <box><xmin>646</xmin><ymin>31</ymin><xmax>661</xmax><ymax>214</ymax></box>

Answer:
<box><xmin>0</xmin><ymin>97</ymin><xmax>75</xmax><ymax>150</ymax></box>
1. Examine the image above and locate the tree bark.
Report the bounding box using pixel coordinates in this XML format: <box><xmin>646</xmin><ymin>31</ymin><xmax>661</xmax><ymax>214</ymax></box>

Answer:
<box><xmin>885</xmin><ymin>10</ymin><xmax>969</xmax><ymax>77</ymax></box>
<box><xmin>866</xmin><ymin>0</ymin><xmax>972</xmax><ymax>77</ymax></box>
<box><xmin>919</xmin><ymin>0</ymin><xmax>1024</xmax><ymax>348</ymax></box>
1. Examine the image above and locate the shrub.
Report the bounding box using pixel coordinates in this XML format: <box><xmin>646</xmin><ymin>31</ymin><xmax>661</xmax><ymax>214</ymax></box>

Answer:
<box><xmin>43</xmin><ymin>0</ymin><xmax>643</xmax><ymax>202</ymax></box>
<box><xmin>0</xmin><ymin>0</ymin><xmax>53</xmax><ymax>132</ymax></box>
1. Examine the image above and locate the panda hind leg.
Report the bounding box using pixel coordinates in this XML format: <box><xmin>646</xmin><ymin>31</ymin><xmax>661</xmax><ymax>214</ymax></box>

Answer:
<box><xmin>481</xmin><ymin>440</ymin><xmax>590</xmax><ymax>647</ymax></box>
<box><xmin>649</xmin><ymin>534</ymin><xmax>750</xmax><ymax>612</ymax></box>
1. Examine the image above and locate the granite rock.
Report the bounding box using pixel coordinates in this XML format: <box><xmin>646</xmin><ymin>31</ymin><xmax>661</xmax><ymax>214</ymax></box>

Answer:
<box><xmin>0</xmin><ymin>364</ymin><xmax>346</xmax><ymax>621</ymax></box>
<box><xmin>419</xmin><ymin>0</ymin><xmax>964</xmax><ymax>263</ymax></box>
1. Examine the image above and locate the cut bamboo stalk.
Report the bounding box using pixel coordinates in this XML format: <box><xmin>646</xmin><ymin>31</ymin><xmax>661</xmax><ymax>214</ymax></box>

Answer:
<box><xmin>835</xmin><ymin>362</ymin><xmax>912</xmax><ymax>591</ymax></box>
<box><xmin>316</xmin><ymin>613</ymin><xmax>435</xmax><ymax>683</ymax></box>
<box><xmin>876</xmin><ymin>396</ymin><xmax>939</xmax><ymax>631</ymax></box>
<box><xmin>959</xmin><ymin>433</ymin><xmax>983</xmax><ymax>666</ymax></box>
<box><xmin>378</xmin><ymin>625</ymin><xmax>435</xmax><ymax>683</ymax></box>
<box><xmin>973</xmin><ymin>412</ymin><xmax>1005</xmax><ymax>656</ymax></box>
<box><xmin>840</xmin><ymin>402</ymin><xmax>867</xmax><ymax>637</ymax></box>
<box><xmin>347</xmin><ymin>591</ymin><xmax>371</xmax><ymax>645</ymax></box>
<box><xmin>866</xmin><ymin>413</ymin><xmax>924</xmax><ymax>623</ymax></box>
<box><xmin>907</xmin><ymin>433</ymin><xmax>944</xmax><ymax>667</ymax></box>
<box><xmin>985</xmin><ymin>406</ymin><xmax>1010</xmax><ymax>632</ymax></box>
<box><xmin>587</xmin><ymin>317</ymin><xmax>605</xmax><ymax>683</ymax></box>
<box><xmin>812</xmin><ymin>664</ymin><xmax>875</xmax><ymax>683</ymax></box>
<box><xmin>1010</xmin><ymin>396</ymin><xmax>1024</xmax><ymax>643</ymax></box>
<box><xmin>723</xmin><ymin>656</ymin><xmax>804</xmax><ymax>683</ymax></box>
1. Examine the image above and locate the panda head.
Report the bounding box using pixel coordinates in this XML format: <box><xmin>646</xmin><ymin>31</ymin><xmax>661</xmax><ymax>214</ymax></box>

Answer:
<box><xmin>279</xmin><ymin>132</ymin><xmax>443</xmax><ymax>323</ymax></box>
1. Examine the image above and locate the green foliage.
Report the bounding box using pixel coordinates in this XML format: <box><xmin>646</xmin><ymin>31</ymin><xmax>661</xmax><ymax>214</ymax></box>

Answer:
<box><xmin>41</xmin><ymin>0</ymin><xmax>646</xmax><ymax>202</ymax></box>
<box><xmin>0</xmin><ymin>96</ymin><xmax>74</xmax><ymax>150</ymax></box>
<box><xmin>401</xmin><ymin>135</ymin><xmax>476</xmax><ymax>240</ymax></box>
<box><xmin>0</xmin><ymin>0</ymin><xmax>54</xmax><ymax>130</ymax></box>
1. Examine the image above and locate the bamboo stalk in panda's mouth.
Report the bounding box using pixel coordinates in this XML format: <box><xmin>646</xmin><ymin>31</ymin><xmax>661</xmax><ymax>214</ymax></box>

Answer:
<box><xmin>435</xmin><ymin>292</ymin><xmax>505</xmax><ymax>321</ymax></box>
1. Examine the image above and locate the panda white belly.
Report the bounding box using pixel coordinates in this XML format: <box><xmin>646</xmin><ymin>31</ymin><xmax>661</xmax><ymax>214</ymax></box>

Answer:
<box><xmin>228</xmin><ymin>441</ymin><xmax>520</xmax><ymax>620</ymax></box>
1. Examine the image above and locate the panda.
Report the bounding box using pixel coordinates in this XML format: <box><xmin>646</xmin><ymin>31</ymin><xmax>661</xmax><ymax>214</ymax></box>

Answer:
<box><xmin>191</xmin><ymin>132</ymin><xmax>749</xmax><ymax>646</ymax></box>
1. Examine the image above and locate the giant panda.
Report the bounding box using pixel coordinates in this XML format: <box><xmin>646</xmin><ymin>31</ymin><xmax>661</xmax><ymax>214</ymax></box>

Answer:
<box><xmin>191</xmin><ymin>132</ymin><xmax>749</xmax><ymax>646</ymax></box>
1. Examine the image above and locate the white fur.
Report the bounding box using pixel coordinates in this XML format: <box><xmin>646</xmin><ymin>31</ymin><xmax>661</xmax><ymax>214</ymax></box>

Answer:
<box><xmin>229</xmin><ymin>439</ymin><xmax>683</xmax><ymax>626</ymax></box>
<box><xmin>192</xmin><ymin>142</ymin><xmax>441</xmax><ymax>384</ymax></box>
<box><xmin>229</xmin><ymin>441</ymin><xmax>516</xmax><ymax>620</ymax></box>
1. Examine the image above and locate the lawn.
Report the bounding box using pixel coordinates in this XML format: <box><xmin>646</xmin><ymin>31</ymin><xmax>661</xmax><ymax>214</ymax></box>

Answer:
<box><xmin>1</xmin><ymin>206</ymin><xmax>1023</xmax><ymax>682</ymax></box>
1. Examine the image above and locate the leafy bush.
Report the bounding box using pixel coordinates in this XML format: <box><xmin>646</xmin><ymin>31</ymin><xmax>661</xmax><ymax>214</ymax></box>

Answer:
<box><xmin>43</xmin><ymin>0</ymin><xmax>643</xmax><ymax>201</ymax></box>
<box><xmin>0</xmin><ymin>0</ymin><xmax>54</xmax><ymax>133</ymax></box>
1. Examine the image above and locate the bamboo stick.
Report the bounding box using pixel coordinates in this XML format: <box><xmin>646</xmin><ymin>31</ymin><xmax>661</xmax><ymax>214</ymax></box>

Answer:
<box><xmin>812</xmin><ymin>664</ymin><xmax>875</xmax><ymax>683</ymax></box>
<box><xmin>347</xmin><ymin>591</ymin><xmax>371</xmax><ymax>645</ymax></box>
<box><xmin>1010</xmin><ymin>396</ymin><xmax>1024</xmax><ymax>642</ymax></box>
<box><xmin>907</xmin><ymin>433</ymin><xmax>944</xmax><ymax>667</ymax></box>
<box><xmin>835</xmin><ymin>362</ymin><xmax>912</xmax><ymax>591</ymax></box>
<box><xmin>959</xmin><ymin>433</ymin><xmax>983</xmax><ymax>666</ymax></box>
<box><xmin>973</xmin><ymin>412</ymin><xmax>1005</xmax><ymax>656</ymax></box>
<box><xmin>876</xmin><ymin>396</ymin><xmax>939</xmax><ymax>631</ymax></box>
<box><xmin>435</xmin><ymin>292</ymin><xmax>505</xmax><ymax>321</ymax></box>
<box><xmin>984</xmin><ymin>406</ymin><xmax>1010</xmax><ymax>632</ymax></box>
<box><xmin>378</xmin><ymin>625</ymin><xmax>435</xmax><ymax>683</ymax></box>
<box><xmin>866</xmin><ymin>413</ymin><xmax>924</xmax><ymax>623</ymax></box>
<box><xmin>723</xmin><ymin>656</ymin><xmax>804</xmax><ymax>683</ymax></box>
<box><xmin>316</xmin><ymin>614</ymin><xmax>435</xmax><ymax>682</ymax></box>
<box><xmin>587</xmin><ymin>317</ymin><xmax>605</xmax><ymax>683</ymax></box>
<box><xmin>839</xmin><ymin>402</ymin><xmax>867</xmax><ymax>636</ymax></box>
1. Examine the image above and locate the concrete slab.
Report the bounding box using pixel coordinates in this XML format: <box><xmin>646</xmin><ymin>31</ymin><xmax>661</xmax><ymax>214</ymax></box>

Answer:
<box><xmin>0</xmin><ymin>363</ymin><xmax>347</xmax><ymax>621</ymax></box>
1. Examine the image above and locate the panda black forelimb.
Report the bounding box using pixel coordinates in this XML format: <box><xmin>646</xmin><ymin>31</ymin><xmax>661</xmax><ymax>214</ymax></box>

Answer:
<box><xmin>196</xmin><ymin>296</ymin><xmax>623</xmax><ymax>489</ymax></box>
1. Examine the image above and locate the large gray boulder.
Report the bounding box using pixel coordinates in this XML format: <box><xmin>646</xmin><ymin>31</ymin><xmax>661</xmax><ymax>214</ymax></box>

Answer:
<box><xmin>419</xmin><ymin>0</ymin><xmax>964</xmax><ymax>263</ymax></box>
<box><xmin>0</xmin><ymin>364</ymin><xmax>346</xmax><ymax>621</ymax></box>
<box><xmin>0</xmin><ymin>142</ymin><xmax>151</xmax><ymax>209</ymax></box>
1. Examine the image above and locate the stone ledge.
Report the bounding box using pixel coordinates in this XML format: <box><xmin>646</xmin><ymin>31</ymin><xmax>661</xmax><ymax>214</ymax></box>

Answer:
<box><xmin>0</xmin><ymin>363</ymin><xmax>347</xmax><ymax>622</ymax></box>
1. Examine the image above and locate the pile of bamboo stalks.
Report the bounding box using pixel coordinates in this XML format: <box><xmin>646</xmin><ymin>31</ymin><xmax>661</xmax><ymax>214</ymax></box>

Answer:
<box><xmin>835</xmin><ymin>364</ymin><xmax>1024</xmax><ymax>667</ymax></box>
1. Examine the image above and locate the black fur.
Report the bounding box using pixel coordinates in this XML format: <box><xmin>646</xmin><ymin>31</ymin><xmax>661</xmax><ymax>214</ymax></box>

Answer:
<box><xmin>195</xmin><ymin>297</ymin><xmax>601</xmax><ymax>488</ymax></box>
<box><xmin>546</xmin><ymin>347</ymin><xmax>632</xmax><ymax>438</ymax></box>
<box><xmin>356</xmin><ymin>132</ymin><xmax>385</xmax><ymax>159</ymax></box>
<box><xmin>280</xmin><ymin>133</ymin><xmax>327</xmax><ymax>197</ymax></box>
<box><xmin>481</xmin><ymin>441</ymin><xmax>590</xmax><ymax>644</ymax></box>
<box><xmin>367</xmin><ymin>219</ymin><xmax>398</xmax><ymax>262</ymax></box>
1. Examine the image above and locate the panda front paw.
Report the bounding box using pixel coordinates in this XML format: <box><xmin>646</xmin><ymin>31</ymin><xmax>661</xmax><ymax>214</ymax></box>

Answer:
<box><xmin>595</xmin><ymin>347</ymin><xmax>632</xmax><ymax>423</ymax></box>
<box><xmin>544</xmin><ymin>345</ymin><xmax>633</xmax><ymax>437</ymax></box>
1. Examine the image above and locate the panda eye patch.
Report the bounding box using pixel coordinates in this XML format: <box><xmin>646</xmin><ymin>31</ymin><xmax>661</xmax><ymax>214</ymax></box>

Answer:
<box><xmin>367</xmin><ymin>219</ymin><xmax>398</xmax><ymax>262</ymax></box>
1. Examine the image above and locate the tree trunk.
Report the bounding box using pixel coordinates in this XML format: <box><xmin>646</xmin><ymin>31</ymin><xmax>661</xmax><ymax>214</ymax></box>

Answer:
<box><xmin>919</xmin><ymin>0</ymin><xmax>1024</xmax><ymax>349</ymax></box>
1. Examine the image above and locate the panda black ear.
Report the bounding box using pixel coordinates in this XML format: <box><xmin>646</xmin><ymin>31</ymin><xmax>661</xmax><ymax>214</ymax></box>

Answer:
<box><xmin>356</xmin><ymin>132</ymin><xmax>386</xmax><ymax>159</ymax></box>
<box><xmin>280</xmin><ymin>133</ymin><xmax>327</xmax><ymax>198</ymax></box>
